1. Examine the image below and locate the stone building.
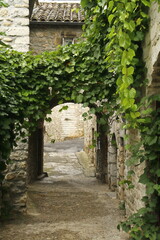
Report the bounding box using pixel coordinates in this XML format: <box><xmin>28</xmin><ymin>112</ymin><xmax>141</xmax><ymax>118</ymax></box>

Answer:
<box><xmin>30</xmin><ymin>1</ymin><xmax>84</xmax><ymax>54</ymax></box>
<box><xmin>1</xmin><ymin>0</ymin><xmax>160</xmax><ymax>218</ymax></box>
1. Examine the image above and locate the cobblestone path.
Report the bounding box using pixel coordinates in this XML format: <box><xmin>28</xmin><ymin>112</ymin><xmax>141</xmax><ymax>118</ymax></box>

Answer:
<box><xmin>0</xmin><ymin>139</ymin><xmax>128</xmax><ymax>240</ymax></box>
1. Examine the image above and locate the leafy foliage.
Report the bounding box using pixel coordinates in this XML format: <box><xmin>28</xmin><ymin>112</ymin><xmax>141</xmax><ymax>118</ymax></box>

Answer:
<box><xmin>0</xmin><ymin>38</ymin><xmax>116</xmax><ymax>179</ymax></box>
<box><xmin>1</xmin><ymin>0</ymin><xmax>160</xmax><ymax>237</ymax></box>
<box><xmin>118</xmin><ymin>96</ymin><xmax>160</xmax><ymax>238</ymax></box>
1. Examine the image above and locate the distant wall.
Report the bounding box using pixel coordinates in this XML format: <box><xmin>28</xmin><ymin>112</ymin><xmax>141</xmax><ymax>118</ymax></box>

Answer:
<box><xmin>30</xmin><ymin>23</ymin><xmax>82</xmax><ymax>54</ymax></box>
<box><xmin>44</xmin><ymin>103</ymin><xmax>84</xmax><ymax>142</ymax></box>
<box><xmin>44</xmin><ymin>103</ymin><xmax>97</xmax><ymax>164</ymax></box>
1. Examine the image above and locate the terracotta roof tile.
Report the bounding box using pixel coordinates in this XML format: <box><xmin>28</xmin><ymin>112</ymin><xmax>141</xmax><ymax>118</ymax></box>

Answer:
<box><xmin>30</xmin><ymin>2</ymin><xmax>84</xmax><ymax>23</ymax></box>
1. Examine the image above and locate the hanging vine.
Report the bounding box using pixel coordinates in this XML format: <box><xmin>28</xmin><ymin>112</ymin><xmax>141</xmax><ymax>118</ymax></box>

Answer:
<box><xmin>79</xmin><ymin>0</ymin><xmax>160</xmax><ymax>239</ymax></box>
<box><xmin>0</xmin><ymin>0</ymin><xmax>160</xmax><ymax>238</ymax></box>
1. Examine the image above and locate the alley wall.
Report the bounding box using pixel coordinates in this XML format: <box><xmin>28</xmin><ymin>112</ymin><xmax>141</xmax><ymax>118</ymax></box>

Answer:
<box><xmin>107</xmin><ymin>2</ymin><xmax>160</xmax><ymax>216</ymax></box>
<box><xmin>0</xmin><ymin>0</ymin><xmax>30</xmax><ymax>214</ymax></box>
<box><xmin>0</xmin><ymin>0</ymin><xmax>29</xmax><ymax>52</ymax></box>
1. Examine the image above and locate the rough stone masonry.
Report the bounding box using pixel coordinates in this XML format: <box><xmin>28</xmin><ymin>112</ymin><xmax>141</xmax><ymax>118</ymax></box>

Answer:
<box><xmin>0</xmin><ymin>0</ymin><xmax>30</xmax><ymax>214</ymax></box>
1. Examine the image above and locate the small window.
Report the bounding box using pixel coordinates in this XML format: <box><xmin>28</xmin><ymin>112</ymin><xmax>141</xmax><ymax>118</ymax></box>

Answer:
<box><xmin>62</xmin><ymin>37</ymin><xmax>75</xmax><ymax>45</ymax></box>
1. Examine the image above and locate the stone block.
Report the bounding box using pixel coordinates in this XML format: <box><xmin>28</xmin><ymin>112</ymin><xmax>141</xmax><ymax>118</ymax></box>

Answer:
<box><xmin>5</xmin><ymin>172</ymin><xmax>16</xmax><ymax>180</ymax></box>
<box><xmin>9</xmin><ymin>8</ymin><xmax>29</xmax><ymax>17</ymax></box>
<box><xmin>15</xmin><ymin>36</ymin><xmax>30</xmax><ymax>44</ymax></box>
<box><xmin>7</xmin><ymin>26</ymin><xmax>29</xmax><ymax>36</ymax></box>
<box><xmin>15</xmin><ymin>18</ymin><xmax>29</xmax><ymax>26</ymax></box>
<box><xmin>0</xmin><ymin>9</ymin><xmax>8</xmax><ymax>17</ymax></box>
<box><xmin>3</xmin><ymin>21</ymin><xmax>12</xmax><ymax>26</ymax></box>
<box><xmin>110</xmin><ymin>163</ymin><xmax>117</xmax><ymax>176</ymax></box>
<box><xmin>13</xmin><ymin>44</ymin><xmax>29</xmax><ymax>52</ymax></box>
<box><xmin>10</xmin><ymin>150</ymin><xmax>28</xmax><ymax>160</ymax></box>
<box><xmin>14</xmin><ymin>4</ymin><xmax>28</xmax><ymax>8</ymax></box>
<box><xmin>3</xmin><ymin>37</ymin><xmax>13</xmax><ymax>42</ymax></box>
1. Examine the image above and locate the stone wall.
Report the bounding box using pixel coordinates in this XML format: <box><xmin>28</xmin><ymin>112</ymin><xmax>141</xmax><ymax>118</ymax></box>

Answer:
<box><xmin>123</xmin><ymin>1</ymin><xmax>160</xmax><ymax>215</ymax></box>
<box><xmin>83</xmin><ymin>114</ymin><xmax>97</xmax><ymax>165</ymax></box>
<box><xmin>3</xmin><ymin>141</ymin><xmax>28</xmax><ymax>214</ymax></box>
<box><xmin>123</xmin><ymin>130</ymin><xmax>146</xmax><ymax>216</ymax></box>
<box><xmin>44</xmin><ymin>103</ymin><xmax>97</xmax><ymax>165</ymax></box>
<box><xmin>106</xmin><ymin>2</ymin><xmax>160</xmax><ymax>216</ymax></box>
<box><xmin>30</xmin><ymin>23</ymin><xmax>82</xmax><ymax>54</ymax></box>
<box><xmin>108</xmin><ymin>118</ymin><xmax>126</xmax><ymax>197</ymax></box>
<box><xmin>44</xmin><ymin>103</ymin><xmax>85</xmax><ymax>143</ymax></box>
<box><xmin>0</xmin><ymin>0</ymin><xmax>29</xmax><ymax>52</ymax></box>
<box><xmin>0</xmin><ymin>0</ymin><xmax>30</xmax><ymax>216</ymax></box>
<box><xmin>108</xmin><ymin>118</ymin><xmax>146</xmax><ymax>215</ymax></box>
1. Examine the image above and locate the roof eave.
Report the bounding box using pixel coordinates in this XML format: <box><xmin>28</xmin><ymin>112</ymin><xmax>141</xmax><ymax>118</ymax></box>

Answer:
<box><xmin>30</xmin><ymin>21</ymin><xmax>84</xmax><ymax>26</ymax></box>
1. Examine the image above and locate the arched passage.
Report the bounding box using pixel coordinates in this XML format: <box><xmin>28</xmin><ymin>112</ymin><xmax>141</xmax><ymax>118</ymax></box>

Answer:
<box><xmin>27</xmin><ymin>102</ymin><xmax>99</xmax><ymax>183</ymax></box>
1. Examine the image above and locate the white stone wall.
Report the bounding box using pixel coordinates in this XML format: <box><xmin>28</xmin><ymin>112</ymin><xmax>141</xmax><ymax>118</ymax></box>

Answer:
<box><xmin>0</xmin><ymin>0</ymin><xmax>29</xmax><ymax>52</ymax></box>
<box><xmin>44</xmin><ymin>103</ymin><xmax>97</xmax><ymax>164</ymax></box>
<box><xmin>44</xmin><ymin>103</ymin><xmax>85</xmax><ymax>142</ymax></box>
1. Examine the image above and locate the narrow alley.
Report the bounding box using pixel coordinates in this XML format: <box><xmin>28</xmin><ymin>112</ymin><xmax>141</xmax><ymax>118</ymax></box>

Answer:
<box><xmin>0</xmin><ymin>138</ymin><xmax>128</xmax><ymax>240</ymax></box>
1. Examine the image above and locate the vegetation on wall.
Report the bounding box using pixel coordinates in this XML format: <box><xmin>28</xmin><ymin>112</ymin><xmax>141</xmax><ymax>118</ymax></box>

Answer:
<box><xmin>1</xmin><ymin>0</ymin><xmax>160</xmax><ymax>238</ymax></box>
<box><xmin>81</xmin><ymin>0</ymin><xmax>160</xmax><ymax>239</ymax></box>
<box><xmin>0</xmin><ymin>40</ymin><xmax>115</xmax><ymax>179</ymax></box>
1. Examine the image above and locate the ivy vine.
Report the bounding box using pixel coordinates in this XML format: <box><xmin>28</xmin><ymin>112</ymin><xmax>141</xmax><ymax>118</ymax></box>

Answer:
<box><xmin>1</xmin><ymin>0</ymin><xmax>160</xmax><ymax>238</ymax></box>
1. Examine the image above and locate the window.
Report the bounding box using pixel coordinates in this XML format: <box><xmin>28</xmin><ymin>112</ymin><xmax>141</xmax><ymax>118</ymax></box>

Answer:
<box><xmin>62</xmin><ymin>37</ymin><xmax>75</xmax><ymax>45</ymax></box>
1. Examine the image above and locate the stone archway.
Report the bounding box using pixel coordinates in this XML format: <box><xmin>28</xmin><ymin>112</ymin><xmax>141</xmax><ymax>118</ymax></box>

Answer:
<box><xmin>27</xmin><ymin>102</ymin><xmax>98</xmax><ymax>184</ymax></box>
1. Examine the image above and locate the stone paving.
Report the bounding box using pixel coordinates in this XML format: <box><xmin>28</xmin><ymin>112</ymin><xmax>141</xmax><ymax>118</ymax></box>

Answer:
<box><xmin>0</xmin><ymin>138</ymin><xmax>128</xmax><ymax>240</ymax></box>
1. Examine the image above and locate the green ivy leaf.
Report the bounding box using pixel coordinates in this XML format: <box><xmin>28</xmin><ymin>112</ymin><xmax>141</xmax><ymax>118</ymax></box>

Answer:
<box><xmin>108</xmin><ymin>14</ymin><xmax>115</xmax><ymax>24</ymax></box>
<box><xmin>141</xmin><ymin>0</ymin><xmax>151</xmax><ymax>7</ymax></box>
<box><xmin>108</xmin><ymin>1</ymin><xmax>114</xmax><ymax>11</ymax></box>
<box><xmin>119</xmin><ymin>32</ymin><xmax>131</xmax><ymax>48</ymax></box>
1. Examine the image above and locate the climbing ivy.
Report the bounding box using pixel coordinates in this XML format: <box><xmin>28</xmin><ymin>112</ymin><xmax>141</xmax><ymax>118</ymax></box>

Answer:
<box><xmin>81</xmin><ymin>0</ymin><xmax>150</xmax><ymax>126</ymax></box>
<box><xmin>0</xmin><ymin>41</ymin><xmax>116</xmax><ymax>180</ymax></box>
<box><xmin>81</xmin><ymin>0</ymin><xmax>160</xmax><ymax>238</ymax></box>
<box><xmin>1</xmin><ymin>0</ymin><xmax>160</xmax><ymax>237</ymax></box>
<box><xmin>118</xmin><ymin>95</ymin><xmax>160</xmax><ymax>239</ymax></box>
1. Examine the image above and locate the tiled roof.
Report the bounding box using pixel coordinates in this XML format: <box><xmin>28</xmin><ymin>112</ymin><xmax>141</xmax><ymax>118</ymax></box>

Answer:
<box><xmin>30</xmin><ymin>2</ymin><xmax>84</xmax><ymax>23</ymax></box>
